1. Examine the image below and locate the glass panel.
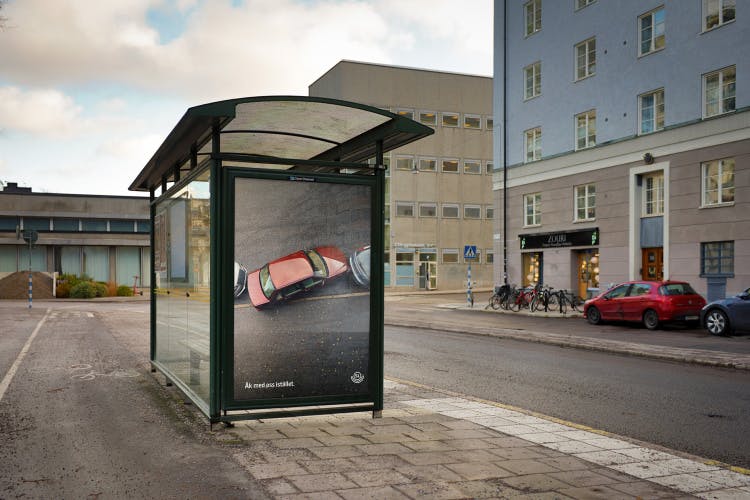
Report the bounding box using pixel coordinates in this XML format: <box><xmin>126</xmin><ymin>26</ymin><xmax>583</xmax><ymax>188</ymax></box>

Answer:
<box><xmin>442</xmin><ymin>250</ymin><xmax>458</xmax><ymax>263</ymax></box>
<box><xmin>19</xmin><ymin>245</ymin><xmax>47</xmax><ymax>272</ymax></box>
<box><xmin>137</xmin><ymin>220</ymin><xmax>151</xmax><ymax>233</ymax></box>
<box><xmin>419</xmin><ymin>111</ymin><xmax>437</xmax><ymax>126</ymax></box>
<box><xmin>60</xmin><ymin>246</ymin><xmax>82</xmax><ymax>276</ymax></box>
<box><xmin>441</xmin><ymin>113</ymin><xmax>459</xmax><ymax>127</ymax></box>
<box><xmin>464</xmin><ymin>115</ymin><xmax>481</xmax><ymax>129</ymax></box>
<box><xmin>0</xmin><ymin>246</ymin><xmax>17</xmax><ymax>272</ymax></box>
<box><xmin>110</xmin><ymin>220</ymin><xmax>135</xmax><ymax>232</ymax></box>
<box><xmin>0</xmin><ymin>216</ymin><xmax>18</xmax><ymax>231</ymax></box>
<box><xmin>116</xmin><ymin>247</ymin><xmax>141</xmax><ymax>286</ymax></box>
<box><xmin>83</xmin><ymin>246</ymin><xmax>109</xmax><ymax>281</ymax></box>
<box><xmin>82</xmin><ymin>219</ymin><xmax>108</xmax><ymax>232</ymax></box>
<box><xmin>24</xmin><ymin>218</ymin><xmax>50</xmax><ymax>231</ymax></box>
<box><xmin>442</xmin><ymin>205</ymin><xmax>459</xmax><ymax>218</ymax></box>
<box><xmin>464</xmin><ymin>206</ymin><xmax>481</xmax><ymax>219</ymax></box>
<box><xmin>419</xmin><ymin>204</ymin><xmax>436</xmax><ymax>217</ymax></box>
<box><xmin>396</xmin><ymin>156</ymin><xmax>413</xmax><ymax>170</ymax></box>
<box><xmin>53</xmin><ymin>218</ymin><xmax>79</xmax><ymax>231</ymax></box>
<box><xmin>723</xmin><ymin>0</ymin><xmax>735</xmax><ymax>22</ymax></box>
<box><xmin>418</xmin><ymin>158</ymin><xmax>436</xmax><ymax>172</ymax></box>
<box><xmin>464</xmin><ymin>161</ymin><xmax>481</xmax><ymax>174</ymax></box>
<box><xmin>442</xmin><ymin>159</ymin><xmax>459</xmax><ymax>173</ymax></box>
<box><xmin>396</xmin><ymin>204</ymin><xmax>414</xmax><ymax>217</ymax></box>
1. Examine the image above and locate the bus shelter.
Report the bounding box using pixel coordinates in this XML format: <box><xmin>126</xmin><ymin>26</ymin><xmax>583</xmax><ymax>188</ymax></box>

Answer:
<box><xmin>129</xmin><ymin>96</ymin><xmax>433</xmax><ymax>424</ymax></box>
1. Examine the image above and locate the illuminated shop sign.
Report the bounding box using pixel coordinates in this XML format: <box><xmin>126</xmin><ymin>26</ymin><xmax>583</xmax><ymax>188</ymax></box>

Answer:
<box><xmin>519</xmin><ymin>228</ymin><xmax>599</xmax><ymax>250</ymax></box>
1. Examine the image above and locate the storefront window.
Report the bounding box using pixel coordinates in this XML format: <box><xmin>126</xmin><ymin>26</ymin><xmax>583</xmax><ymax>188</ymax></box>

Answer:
<box><xmin>522</xmin><ymin>252</ymin><xmax>542</xmax><ymax>286</ymax></box>
<box><xmin>577</xmin><ymin>249</ymin><xmax>600</xmax><ymax>299</ymax></box>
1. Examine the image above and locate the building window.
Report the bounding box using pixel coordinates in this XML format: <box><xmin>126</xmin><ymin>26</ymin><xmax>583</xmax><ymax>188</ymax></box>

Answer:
<box><xmin>419</xmin><ymin>203</ymin><xmax>437</xmax><ymax>217</ymax></box>
<box><xmin>52</xmin><ymin>218</ymin><xmax>79</xmax><ymax>232</ymax></box>
<box><xmin>703</xmin><ymin>0</ymin><xmax>735</xmax><ymax>31</ymax></box>
<box><xmin>23</xmin><ymin>217</ymin><xmax>51</xmax><ymax>232</ymax></box>
<box><xmin>639</xmin><ymin>89</ymin><xmax>665</xmax><ymax>134</ymax></box>
<box><xmin>395</xmin><ymin>108</ymin><xmax>414</xmax><ymax>120</ymax></box>
<box><xmin>395</xmin><ymin>250</ymin><xmax>415</xmax><ymax>286</ymax></box>
<box><xmin>463</xmin><ymin>160</ymin><xmax>482</xmax><ymax>175</ymax></box>
<box><xmin>575</xmin><ymin>184</ymin><xmax>596</xmax><ymax>221</ymax></box>
<box><xmin>486</xmin><ymin>161</ymin><xmax>494</xmax><ymax>174</ymax></box>
<box><xmin>575</xmin><ymin>38</ymin><xmax>596</xmax><ymax>80</ymax></box>
<box><xmin>418</xmin><ymin>157</ymin><xmax>437</xmax><ymax>172</ymax></box>
<box><xmin>442</xmin><ymin>249</ymin><xmax>459</xmax><ymax>264</ymax></box>
<box><xmin>137</xmin><ymin>220</ymin><xmax>151</xmax><ymax>233</ymax></box>
<box><xmin>82</xmin><ymin>219</ymin><xmax>108</xmax><ymax>232</ymax></box>
<box><xmin>110</xmin><ymin>220</ymin><xmax>137</xmax><ymax>232</ymax></box>
<box><xmin>704</xmin><ymin>66</ymin><xmax>736</xmax><ymax>118</ymax></box>
<box><xmin>441</xmin><ymin>159</ymin><xmax>459</xmax><ymax>173</ymax></box>
<box><xmin>485</xmin><ymin>250</ymin><xmax>494</xmax><ymax>264</ymax></box>
<box><xmin>524</xmin><ymin>127</ymin><xmax>542</xmax><ymax>162</ymax></box>
<box><xmin>575</xmin><ymin>110</ymin><xmax>596</xmax><ymax>150</ymax></box>
<box><xmin>396</xmin><ymin>155</ymin><xmax>414</xmax><ymax>171</ymax></box>
<box><xmin>395</xmin><ymin>202</ymin><xmax>415</xmax><ymax>217</ymax></box>
<box><xmin>441</xmin><ymin>112</ymin><xmax>459</xmax><ymax>127</ymax></box>
<box><xmin>525</xmin><ymin>0</ymin><xmax>542</xmax><ymax>36</ymax></box>
<box><xmin>701</xmin><ymin>241</ymin><xmax>734</xmax><ymax>276</ymax></box>
<box><xmin>486</xmin><ymin>117</ymin><xmax>494</xmax><ymax>130</ymax></box>
<box><xmin>464</xmin><ymin>114</ymin><xmax>481</xmax><ymax>129</ymax></box>
<box><xmin>419</xmin><ymin>110</ymin><xmax>437</xmax><ymax>126</ymax></box>
<box><xmin>702</xmin><ymin>158</ymin><xmax>735</xmax><ymax>206</ymax></box>
<box><xmin>441</xmin><ymin>204</ymin><xmax>460</xmax><ymax>218</ymax></box>
<box><xmin>524</xmin><ymin>193</ymin><xmax>542</xmax><ymax>226</ymax></box>
<box><xmin>486</xmin><ymin>205</ymin><xmax>495</xmax><ymax>219</ymax></box>
<box><xmin>576</xmin><ymin>0</ymin><xmax>595</xmax><ymax>10</ymax></box>
<box><xmin>464</xmin><ymin>205</ymin><xmax>482</xmax><ymax>219</ymax></box>
<box><xmin>643</xmin><ymin>173</ymin><xmax>664</xmax><ymax>216</ymax></box>
<box><xmin>639</xmin><ymin>7</ymin><xmax>665</xmax><ymax>56</ymax></box>
<box><xmin>524</xmin><ymin>61</ymin><xmax>541</xmax><ymax>100</ymax></box>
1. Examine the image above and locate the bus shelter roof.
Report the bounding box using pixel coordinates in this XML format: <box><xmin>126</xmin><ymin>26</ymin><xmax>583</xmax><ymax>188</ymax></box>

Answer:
<box><xmin>129</xmin><ymin>96</ymin><xmax>434</xmax><ymax>192</ymax></box>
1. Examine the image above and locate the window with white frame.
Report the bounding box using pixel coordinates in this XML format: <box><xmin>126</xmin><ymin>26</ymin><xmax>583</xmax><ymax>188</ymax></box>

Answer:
<box><xmin>441</xmin><ymin>112</ymin><xmax>459</xmax><ymax>127</ymax></box>
<box><xmin>524</xmin><ymin>61</ymin><xmax>541</xmax><ymax>99</ymax></box>
<box><xmin>441</xmin><ymin>204</ymin><xmax>459</xmax><ymax>218</ymax></box>
<box><xmin>464</xmin><ymin>114</ymin><xmax>481</xmax><ymax>129</ymax></box>
<box><xmin>576</xmin><ymin>0</ymin><xmax>595</xmax><ymax>10</ymax></box>
<box><xmin>441</xmin><ymin>159</ymin><xmax>459</xmax><ymax>173</ymax></box>
<box><xmin>639</xmin><ymin>7</ymin><xmax>665</xmax><ymax>56</ymax></box>
<box><xmin>419</xmin><ymin>110</ymin><xmax>437</xmax><ymax>126</ymax></box>
<box><xmin>575</xmin><ymin>183</ymin><xmax>596</xmax><ymax>221</ymax></box>
<box><xmin>575</xmin><ymin>38</ymin><xmax>596</xmax><ymax>80</ymax></box>
<box><xmin>464</xmin><ymin>205</ymin><xmax>482</xmax><ymax>219</ymax></box>
<box><xmin>418</xmin><ymin>157</ymin><xmax>437</xmax><ymax>172</ymax></box>
<box><xmin>702</xmin><ymin>158</ymin><xmax>735</xmax><ymax>206</ymax></box>
<box><xmin>643</xmin><ymin>173</ymin><xmax>664</xmax><ymax>216</ymax></box>
<box><xmin>485</xmin><ymin>250</ymin><xmax>494</xmax><ymax>264</ymax></box>
<box><xmin>525</xmin><ymin>0</ymin><xmax>541</xmax><ymax>36</ymax></box>
<box><xmin>639</xmin><ymin>89</ymin><xmax>664</xmax><ymax>134</ymax></box>
<box><xmin>486</xmin><ymin>205</ymin><xmax>495</xmax><ymax>219</ymax></box>
<box><xmin>704</xmin><ymin>66</ymin><xmax>736</xmax><ymax>118</ymax></box>
<box><xmin>395</xmin><ymin>155</ymin><xmax>414</xmax><ymax>171</ymax></box>
<box><xmin>395</xmin><ymin>108</ymin><xmax>414</xmax><ymax>120</ymax></box>
<box><xmin>486</xmin><ymin>117</ymin><xmax>494</xmax><ymax>130</ymax></box>
<box><xmin>524</xmin><ymin>127</ymin><xmax>542</xmax><ymax>162</ymax></box>
<box><xmin>442</xmin><ymin>248</ymin><xmax>459</xmax><ymax>263</ymax></box>
<box><xmin>485</xmin><ymin>161</ymin><xmax>494</xmax><ymax>174</ymax></box>
<box><xmin>419</xmin><ymin>202</ymin><xmax>437</xmax><ymax>217</ymax></box>
<box><xmin>395</xmin><ymin>202</ymin><xmax>415</xmax><ymax>217</ymax></box>
<box><xmin>703</xmin><ymin>0</ymin><xmax>735</xmax><ymax>31</ymax></box>
<box><xmin>463</xmin><ymin>160</ymin><xmax>482</xmax><ymax>175</ymax></box>
<box><xmin>524</xmin><ymin>193</ymin><xmax>542</xmax><ymax>226</ymax></box>
<box><xmin>575</xmin><ymin>110</ymin><xmax>596</xmax><ymax>150</ymax></box>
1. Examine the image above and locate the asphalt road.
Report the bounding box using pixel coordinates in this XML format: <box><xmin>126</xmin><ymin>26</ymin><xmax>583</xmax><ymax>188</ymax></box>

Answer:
<box><xmin>384</xmin><ymin>324</ymin><xmax>750</xmax><ymax>469</ymax></box>
<box><xmin>0</xmin><ymin>302</ymin><xmax>267</xmax><ymax>499</ymax></box>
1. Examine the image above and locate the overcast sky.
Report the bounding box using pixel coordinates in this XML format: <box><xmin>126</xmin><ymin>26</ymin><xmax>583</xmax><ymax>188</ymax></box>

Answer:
<box><xmin>0</xmin><ymin>0</ymin><xmax>492</xmax><ymax>196</ymax></box>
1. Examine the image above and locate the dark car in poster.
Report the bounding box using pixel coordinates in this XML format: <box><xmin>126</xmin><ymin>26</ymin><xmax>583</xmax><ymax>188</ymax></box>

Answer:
<box><xmin>701</xmin><ymin>287</ymin><xmax>750</xmax><ymax>336</ymax></box>
<box><xmin>349</xmin><ymin>245</ymin><xmax>371</xmax><ymax>287</ymax></box>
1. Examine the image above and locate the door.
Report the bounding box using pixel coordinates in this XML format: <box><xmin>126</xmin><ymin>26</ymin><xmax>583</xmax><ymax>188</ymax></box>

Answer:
<box><xmin>598</xmin><ymin>283</ymin><xmax>631</xmax><ymax>320</ymax></box>
<box><xmin>620</xmin><ymin>282</ymin><xmax>653</xmax><ymax>321</ymax></box>
<box><xmin>641</xmin><ymin>247</ymin><xmax>663</xmax><ymax>281</ymax></box>
<box><xmin>577</xmin><ymin>250</ymin><xmax>600</xmax><ymax>299</ymax></box>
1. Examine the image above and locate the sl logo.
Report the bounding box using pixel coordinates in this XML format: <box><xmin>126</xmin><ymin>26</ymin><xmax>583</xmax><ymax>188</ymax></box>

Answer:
<box><xmin>350</xmin><ymin>372</ymin><xmax>365</xmax><ymax>384</ymax></box>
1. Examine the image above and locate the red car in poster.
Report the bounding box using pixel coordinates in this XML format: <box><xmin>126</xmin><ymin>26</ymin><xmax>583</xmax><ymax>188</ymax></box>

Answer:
<box><xmin>583</xmin><ymin>280</ymin><xmax>706</xmax><ymax>330</ymax></box>
<box><xmin>246</xmin><ymin>246</ymin><xmax>349</xmax><ymax>309</ymax></box>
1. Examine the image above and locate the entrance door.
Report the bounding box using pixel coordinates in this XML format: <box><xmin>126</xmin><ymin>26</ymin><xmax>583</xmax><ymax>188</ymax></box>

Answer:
<box><xmin>577</xmin><ymin>250</ymin><xmax>600</xmax><ymax>299</ymax></box>
<box><xmin>641</xmin><ymin>247</ymin><xmax>663</xmax><ymax>281</ymax></box>
<box><xmin>418</xmin><ymin>251</ymin><xmax>437</xmax><ymax>290</ymax></box>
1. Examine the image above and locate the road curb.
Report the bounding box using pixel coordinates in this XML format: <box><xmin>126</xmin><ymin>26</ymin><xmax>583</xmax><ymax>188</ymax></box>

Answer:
<box><xmin>385</xmin><ymin>317</ymin><xmax>750</xmax><ymax>371</ymax></box>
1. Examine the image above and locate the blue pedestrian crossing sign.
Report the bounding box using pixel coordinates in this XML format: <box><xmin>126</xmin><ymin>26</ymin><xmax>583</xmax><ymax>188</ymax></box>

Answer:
<box><xmin>463</xmin><ymin>245</ymin><xmax>477</xmax><ymax>260</ymax></box>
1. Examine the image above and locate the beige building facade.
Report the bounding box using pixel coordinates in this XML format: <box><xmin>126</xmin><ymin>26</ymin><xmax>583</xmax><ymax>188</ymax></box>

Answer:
<box><xmin>310</xmin><ymin>61</ymin><xmax>494</xmax><ymax>290</ymax></box>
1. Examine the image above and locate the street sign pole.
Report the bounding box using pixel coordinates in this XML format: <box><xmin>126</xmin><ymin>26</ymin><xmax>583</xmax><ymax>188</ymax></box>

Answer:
<box><xmin>21</xmin><ymin>230</ymin><xmax>38</xmax><ymax>309</ymax></box>
<box><xmin>464</xmin><ymin>245</ymin><xmax>477</xmax><ymax>308</ymax></box>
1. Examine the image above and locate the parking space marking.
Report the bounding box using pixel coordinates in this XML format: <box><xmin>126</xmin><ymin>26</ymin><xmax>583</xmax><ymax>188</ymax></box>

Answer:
<box><xmin>0</xmin><ymin>309</ymin><xmax>51</xmax><ymax>402</ymax></box>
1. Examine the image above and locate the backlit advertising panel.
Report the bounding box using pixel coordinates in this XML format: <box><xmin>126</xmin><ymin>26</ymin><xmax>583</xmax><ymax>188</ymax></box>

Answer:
<box><xmin>232</xmin><ymin>174</ymin><xmax>372</xmax><ymax>402</ymax></box>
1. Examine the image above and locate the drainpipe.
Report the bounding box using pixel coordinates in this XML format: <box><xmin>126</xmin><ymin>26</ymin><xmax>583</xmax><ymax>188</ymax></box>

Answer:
<box><xmin>502</xmin><ymin>0</ymin><xmax>508</xmax><ymax>285</ymax></box>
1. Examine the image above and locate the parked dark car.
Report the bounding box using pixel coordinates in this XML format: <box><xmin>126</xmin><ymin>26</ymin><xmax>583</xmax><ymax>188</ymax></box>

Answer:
<box><xmin>700</xmin><ymin>287</ymin><xmax>750</xmax><ymax>336</ymax></box>
<box><xmin>584</xmin><ymin>280</ymin><xmax>706</xmax><ymax>330</ymax></box>
<box><xmin>349</xmin><ymin>245</ymin><xmax>371</xmax><ymax>287</ymax></box>
<box><xmin>246</xmin><ymin>246</ymin><xmax>348</xmax><ymax>309</ymax></box>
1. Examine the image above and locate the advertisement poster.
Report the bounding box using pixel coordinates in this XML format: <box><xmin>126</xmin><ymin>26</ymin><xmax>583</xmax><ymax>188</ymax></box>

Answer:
<box><xmin>233</xmin><ymin>176</ymin><xmax>372</xmax><ymax>401</ymax></box>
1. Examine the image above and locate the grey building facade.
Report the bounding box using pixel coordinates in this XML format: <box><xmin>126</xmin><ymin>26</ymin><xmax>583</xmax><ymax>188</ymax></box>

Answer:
<box><xmin>494</xmin><ymin>0</ymin><xmax>748</xmax><ymax>300</ymax></box>
<box><xmin>0</xmin><ymin>184</ymin><xmax>151</xmax><ymax>287</ymax></box>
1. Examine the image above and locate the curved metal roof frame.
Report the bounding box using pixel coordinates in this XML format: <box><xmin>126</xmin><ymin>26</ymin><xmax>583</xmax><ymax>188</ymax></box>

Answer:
<box><xmin>129</xmin><ymin>96</ymin><xmax>434</xmax><ymax>192</ymax></box>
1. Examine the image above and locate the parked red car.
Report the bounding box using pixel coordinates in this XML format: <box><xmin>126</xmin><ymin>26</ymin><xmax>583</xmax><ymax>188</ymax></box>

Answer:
<box><xmin>583</xmin><ymin>280</ymin><xmax>706</xmax><ymax>330</ymax></box>
<box><xmin>247</xmin><ymin>246</ymin><xmax>349</xmax><ymax>309</ymax></box>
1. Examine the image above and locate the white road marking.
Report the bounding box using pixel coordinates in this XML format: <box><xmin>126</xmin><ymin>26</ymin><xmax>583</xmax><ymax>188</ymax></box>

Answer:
<box><xmin>0</xmin><ymin>309</ymin><xmax>51</xmax><ymax>402</ymax></box>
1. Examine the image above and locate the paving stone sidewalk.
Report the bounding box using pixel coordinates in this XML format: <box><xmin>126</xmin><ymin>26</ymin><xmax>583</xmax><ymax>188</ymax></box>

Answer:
<box><xmin>226</xmin><ymin>379</ymin><xmax>750</xmax><ymax>499</ymax></box>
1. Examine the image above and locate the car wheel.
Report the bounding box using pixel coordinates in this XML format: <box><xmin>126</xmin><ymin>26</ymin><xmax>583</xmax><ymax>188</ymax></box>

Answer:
<box><xmin>705</xmin><ymin>309</ymin><xmax>729</xmax><ymax>336</ymax></box>
<box><xmin>586</xmin><ymin>306</ymin><xmax>601</xmax><ymax>325</ymax></box>
<box><xmin>643</xmin><ymin>309</ymin><xmax>659</xmax><ymax>330</ymax></box>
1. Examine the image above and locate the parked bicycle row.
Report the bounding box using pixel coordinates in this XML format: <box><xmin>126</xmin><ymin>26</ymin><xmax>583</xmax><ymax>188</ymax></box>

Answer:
<box><xmin>486</xmin><ymin>283</ymin><xmax>585</xmax><ymax>314</ymax></box>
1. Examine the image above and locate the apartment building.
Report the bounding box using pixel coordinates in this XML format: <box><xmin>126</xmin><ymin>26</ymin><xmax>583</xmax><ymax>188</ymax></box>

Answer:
<box><xmin>310</xmin><ymin>61</ymin><xmax>494</xmax><ymax>290</ymax></box>
<box><xmin>494</xmin><ymin>0</ymin><xmax>748</xmax><ymax>300</ymax></box>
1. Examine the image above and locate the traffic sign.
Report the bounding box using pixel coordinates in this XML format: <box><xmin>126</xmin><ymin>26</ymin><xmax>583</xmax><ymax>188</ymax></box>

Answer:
<box><xmin>463</xmin><ymin>245</ymin><xmax>477</xmax><ymax>260</ymax></box>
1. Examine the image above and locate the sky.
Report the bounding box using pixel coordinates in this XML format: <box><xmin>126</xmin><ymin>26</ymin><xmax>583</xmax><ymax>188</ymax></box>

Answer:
<box><xmin>0</xmin><ymin>0</ymin><xmax>493</xmax><ymax>196</ymax></box>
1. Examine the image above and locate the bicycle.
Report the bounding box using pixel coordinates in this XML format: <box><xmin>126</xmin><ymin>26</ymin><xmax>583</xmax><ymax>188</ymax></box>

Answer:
<box><xmin>486</xmin><ymin>284</ymin><xmax>511</xmax><ymax>310</ymax></box>
<box><xmin>531</xmin><ymin>284</ymin><xmax>557</xmax><ymax>312</ymax></box>
<box><xmin>555</xmin><ymin>289</ymin><xmax>585</xmax><ymax>314</ymax></box>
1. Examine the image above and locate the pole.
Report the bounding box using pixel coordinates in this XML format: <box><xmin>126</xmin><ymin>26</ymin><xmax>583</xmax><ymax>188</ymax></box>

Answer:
<box><xmin>467</xmin><ymin>261</ymin><xmax>473</xmax><ymax>308</ymax></box>
<box><xmin>28</xmin><ymin>237</ymin><xmax>32</xmax><ymax>309</ymax></box>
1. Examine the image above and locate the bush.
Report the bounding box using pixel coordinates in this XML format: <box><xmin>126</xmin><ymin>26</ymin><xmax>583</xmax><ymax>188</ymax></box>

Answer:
<box><xmin>105</xmin><ymin>281</ymin><xmax>118</xmax><ymax>297</ymax></box>
<box><xmin>70</xmin><ymin>281</ymin><xmax>97</xmax><ymax>299</ymax></box>
<box><xmin>94</xmin><ymin>282</ymin><xmax>108</xmax><ymax>298</ymax></box>
<box><xmin>56</xmin><ymin>282</ymin><xmax>71</xmax><ymax>298</ymax></box>
<box><xmin>116</xmin><ymin>285</ymin><xmax>134</xmax><ymax>297</ymax></box>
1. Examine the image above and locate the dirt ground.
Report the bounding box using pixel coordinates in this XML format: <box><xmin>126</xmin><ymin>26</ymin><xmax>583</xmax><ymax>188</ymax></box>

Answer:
<box><xmin>0</xmin><ymin>272</ymin><xmax>54</xmax><ymax>299</ymax></box>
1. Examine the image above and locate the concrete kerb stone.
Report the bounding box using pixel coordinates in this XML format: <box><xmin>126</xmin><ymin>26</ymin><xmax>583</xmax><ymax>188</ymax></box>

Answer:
<box><xmin>385</xmin><ymin>311</ymin><xmax>750</xmax><ymax>372</ymax></box>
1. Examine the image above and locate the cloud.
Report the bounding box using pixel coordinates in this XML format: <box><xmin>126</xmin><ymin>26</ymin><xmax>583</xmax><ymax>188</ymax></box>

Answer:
<box><xmin>0</xmin><ymin>86</ymin><xmax>84</xmax><ymax>138</ymax></box>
